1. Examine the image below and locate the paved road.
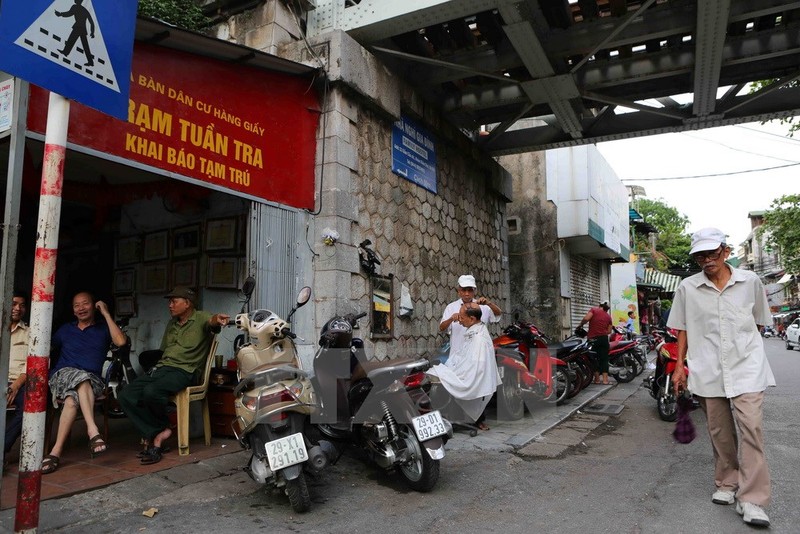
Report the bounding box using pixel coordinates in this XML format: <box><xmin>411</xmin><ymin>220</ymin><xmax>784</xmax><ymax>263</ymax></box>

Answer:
<box><xmin>2</xmin><ymin>339</ymin><xmax>797</xmax><ymax>533</ymax></box>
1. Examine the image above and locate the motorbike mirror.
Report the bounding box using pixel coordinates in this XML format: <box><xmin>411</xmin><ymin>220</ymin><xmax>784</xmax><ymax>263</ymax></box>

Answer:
<box><xmin>296</xmin><ymin>286</ymin><xmax>311</xmax><ymax>307</ymax></box>
<box><xmin>286</xmin><ymin>287</ymin><xmax>311</xmax><ymax>322</ymax></box>
<box><xmin>241</xmin><ymin>276</ymin><xmax>256</xmax><ymax>298</ymax></box>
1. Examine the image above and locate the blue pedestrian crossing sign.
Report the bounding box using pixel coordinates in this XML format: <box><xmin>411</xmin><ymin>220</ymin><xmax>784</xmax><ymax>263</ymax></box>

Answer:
<box><xmin>0</xmin><ymin>0</ymin><xmax>138</xmax><ymax>120</ymax></box>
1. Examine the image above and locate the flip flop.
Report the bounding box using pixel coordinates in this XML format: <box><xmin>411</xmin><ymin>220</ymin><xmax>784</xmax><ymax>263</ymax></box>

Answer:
<box><xmin>88</xmin><ymin>434</ymin><xmax>108</xmax><ymax>458</ymax></box>
<box><xmin>42</xmin><ymin>454</ymin><xmax>60</xmax><ymax>474</ymax></box>
<box><xmin>136</xmin><ymin>444</ymin><xmax>171</xmax><ymax>458</ymax></box>
<box><xmin>140</xmin><ymin>446</ymin><xmax>164</xmax><ymax>465</ymax></box>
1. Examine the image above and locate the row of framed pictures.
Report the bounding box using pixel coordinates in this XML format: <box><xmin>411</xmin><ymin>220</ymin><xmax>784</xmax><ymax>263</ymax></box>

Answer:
<box><xmin>116</xmin><ymin>217</ymin><xmax>239</xmax><ymax>267</ymax></box>
<box><xmin>114</xmin><ymin>257</ymin><xmax>242</xmax><ymax>295</ymax></box>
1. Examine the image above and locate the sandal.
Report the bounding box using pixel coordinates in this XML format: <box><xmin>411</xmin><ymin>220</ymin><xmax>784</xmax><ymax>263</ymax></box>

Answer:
<box><xmin>42</xmin><ymin>454</ymin><xmax>60</xmax><ymax>474</ymax></box>
<box><xmin>477</xmin><ymin>422</ymin><xmax>490</xmax><ymax>431</ymax></box>
<box><xmin>136</xmin><ymin>444</ymin><xmax>170</xmax><ymax>458</ymax></box>
<box><xmin>89</xmin><ymin>434</ymin><xmax>108</xmax><ymax>458</ymax></box>
<box><xmin>140</xmin><ymin>446</ymin><xmax>164</xmax><ymax>465</ymax></box>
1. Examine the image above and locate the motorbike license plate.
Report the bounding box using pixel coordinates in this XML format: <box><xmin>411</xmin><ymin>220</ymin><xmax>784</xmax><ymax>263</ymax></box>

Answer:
<box><xmin>412</xmin><ymin>410</ymin><xmax>447</xmax><ymax>441</ymax></box>
<box><xmin>265</xmin><ymin>432</ymin><xmax>308</xmax><ymax>471</ymax></box>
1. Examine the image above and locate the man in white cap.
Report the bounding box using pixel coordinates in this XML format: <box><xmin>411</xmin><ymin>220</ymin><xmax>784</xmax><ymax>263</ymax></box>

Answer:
<box><xmin>438</xmin><ymin>275</ymin><xmax>501</xmax><ymax>430</ymax></box>
<box><xmin>668</xmin><ymin>227</ymin><xmax>775</xmax><ymax>527</ymax></box>
<box><xmin>440</xmin><ymin>274</ymin><xmax>502</xmax><ymax>357</ymax></box>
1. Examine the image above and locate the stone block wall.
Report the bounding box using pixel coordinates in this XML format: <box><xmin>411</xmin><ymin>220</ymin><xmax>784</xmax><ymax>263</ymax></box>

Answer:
<box><xmin>207</xmin><ymin>2</ymin><xmax>511</xmax><ymax>360</ymax></box>
<box><xmin>312</xmin><ymin>88</ymin><xmax>509</xmax><ymax>360</ymax></box>
<box><xmin>499</xmin><ymin>152</ymin><xmax>563</xmax><ymax>338</ymax></box>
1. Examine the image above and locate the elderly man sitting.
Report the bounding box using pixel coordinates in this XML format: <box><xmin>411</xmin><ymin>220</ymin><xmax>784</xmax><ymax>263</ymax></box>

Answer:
<box><xmin>428</xmin><ymin>302</ymin><xmax>500</xmax><ymax>429</ymax></box>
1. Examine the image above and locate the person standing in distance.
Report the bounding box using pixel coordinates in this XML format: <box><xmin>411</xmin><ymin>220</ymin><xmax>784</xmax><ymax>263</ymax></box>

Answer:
<box><xmin>576</xmin><ymin>301</ymin><xmax>612</xmax><ymax>385</ymax></box>
<box><xmin>668</xmin><ymin>227</ymin><xmax>775</xmax><ymax>527</ymax></box>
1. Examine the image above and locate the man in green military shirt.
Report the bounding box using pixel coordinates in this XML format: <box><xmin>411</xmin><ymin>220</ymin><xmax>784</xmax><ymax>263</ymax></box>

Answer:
<box><xmin>119</xmin><ymin>287</ymin><xmax>229</xmax><ymax>464</ymax></box>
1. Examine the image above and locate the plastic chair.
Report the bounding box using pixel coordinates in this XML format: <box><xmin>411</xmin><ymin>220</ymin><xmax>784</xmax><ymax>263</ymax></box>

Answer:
<box><xmin>170</xmin><ymin>336</ymin><xmax>219</xmax><ymax>456</ymax></box>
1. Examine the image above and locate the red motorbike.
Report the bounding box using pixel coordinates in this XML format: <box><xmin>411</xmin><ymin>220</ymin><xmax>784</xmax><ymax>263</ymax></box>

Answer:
<box><xmin>492</xmin><ymin>321</ymin><xmax>572</xmax><ymax>418</ymax></box>
<box><xmin>644</xmin><ymin>328</ymin><xmax>689</xmax><ymax>421</ymax></box>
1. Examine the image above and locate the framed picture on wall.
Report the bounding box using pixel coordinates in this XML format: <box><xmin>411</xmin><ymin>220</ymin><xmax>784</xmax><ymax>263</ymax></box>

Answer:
<box><xmin>115</xmin><ymin>295</ymin><xmax>136</xmax><ymax>317</ymax></box>
<box><xmin>113</xmin><ymin>269</ymin><xmax>136</xmax><ymax>294</ymax></box>
<box><xmin>172</xmin><ymin>225</ymin><xmax>201</xmax><ymax>257</ymax></box>
<box><xmin>172</xmin><ymin>259</ymin><xmax>197</xmax><ymax>287</ymax></box>
<box><xmin>116</xmin><ymin>236</ymin><xmax>141</xmax><ymax>266</ymax></box>
<box><xmin>207</xmin><ymin>257</ymin><xmax>238</xmax><ymax>288</ymax></box>
<box><xmin>143</xmin><ymin>230</ymin><xmax>169</xmax><ymax>262</ymax></box>
<box><xmin>141</xmin><ymin>263</ymin><xmax>169</xmax><ymax>293</ymax></box>
<box><xmin>205</xmin><ymin>218</ymin><xmax>237</xmax><ymax>252</ymax></box>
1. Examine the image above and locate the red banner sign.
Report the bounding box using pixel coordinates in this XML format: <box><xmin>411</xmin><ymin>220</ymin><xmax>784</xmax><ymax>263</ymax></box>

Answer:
<box><xmin>28</xmin><ymin>42</ymin><xmax>319</xmax><ymax>209</ymax></box>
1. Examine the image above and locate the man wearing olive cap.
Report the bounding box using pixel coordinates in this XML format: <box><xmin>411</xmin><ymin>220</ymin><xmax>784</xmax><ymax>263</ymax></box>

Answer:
<box><xmin>119</xmin><ymin>286</ymin><xmax>229</xmax><ymax>464</ymax></box>
<box><xmin>668</xmin><ymin>227</ymin><xmax>775</xmax><ymax>527</ymax></box>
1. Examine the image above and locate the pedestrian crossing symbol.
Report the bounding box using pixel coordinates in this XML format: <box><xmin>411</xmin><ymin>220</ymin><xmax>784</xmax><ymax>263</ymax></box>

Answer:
<box><xmin>0</xmin><ymin>0</ymin><xmax>138</xmax><ymax>120</ymax></box>
<box><xmin>16</xmin><ymin>0</ymin><xmax>118</xmax><ymax>91</ymax></box>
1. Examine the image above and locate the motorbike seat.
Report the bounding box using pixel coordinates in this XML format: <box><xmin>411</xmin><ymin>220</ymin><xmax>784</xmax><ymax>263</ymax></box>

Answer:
<box><xmin>546</xmin><ymin>338</ymin><xmax>583</xmax><ymax>357</ymax></box>
<box><xmin>351</xmin><ymin>357</ymin><xmax>423</xmax><ymax>382</ymax></box>
<box><xmin>609</xmin><ymin>340</ymin><xmax>636</xmax><ymax>351</ymax></box>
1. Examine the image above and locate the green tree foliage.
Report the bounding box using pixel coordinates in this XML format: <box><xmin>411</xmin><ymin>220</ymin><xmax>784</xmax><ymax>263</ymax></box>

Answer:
<box><xmin>634</xmin><ymin>198</ymin><xmax>693</xmax><ymax>271</ymax></box>
<box><xmin>760</xmin><ymin>194</ymin><xmax>800</xmax><ymax>275</ymax></box>
<box><xmin>138</xmin><ymin>0</ymin><xmax>208</xmax><ymax>30</ymax></box>
<box><xmin>750</xmin><ymin>80</ymin><xmax>799</xmax><ymax>137</ymax></box>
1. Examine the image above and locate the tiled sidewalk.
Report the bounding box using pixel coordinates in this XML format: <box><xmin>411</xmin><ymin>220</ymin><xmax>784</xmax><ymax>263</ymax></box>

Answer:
<box><xmin>1</xmin><ymin>415</ymin><xmax>239</xmax><ymax>511</ymax></box>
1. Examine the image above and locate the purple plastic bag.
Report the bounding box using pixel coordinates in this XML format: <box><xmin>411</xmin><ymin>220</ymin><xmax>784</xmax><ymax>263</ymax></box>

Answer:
<box><xmin>673</xmin><ymin>395</ymin><xmax>696</xmax><ymax>444</ymax></box>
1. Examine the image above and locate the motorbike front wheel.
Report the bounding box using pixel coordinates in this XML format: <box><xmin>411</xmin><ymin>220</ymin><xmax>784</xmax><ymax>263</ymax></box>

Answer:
<box><xmin>285</xmin><ymin>472</ymin><xmax>311</xmax><ymax>513</ymax></box>
<box><xmin>657</xmin><ymin>390</ymin><xmax>678</xmax><ymax>422</ymax></box>
<box><xmin>398</xmin><ymin>425</ymin><xmax>440</xmax><ymax>492</ymax></box>
<box><xmin>496</xmin><ymin>369</ymin><xmax>524</xmax><ymax>420</ymax></box>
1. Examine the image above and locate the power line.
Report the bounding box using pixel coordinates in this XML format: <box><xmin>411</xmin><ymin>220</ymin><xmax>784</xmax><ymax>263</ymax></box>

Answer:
<box><xmin>620</xmin><ymin>161</ymin><xmax>800</xmax><ymax>182</ymax></box>
<box><xmin>681</xmin><ymin>131</ymin><xmax>800</xmax><ymax>164</ymax></box>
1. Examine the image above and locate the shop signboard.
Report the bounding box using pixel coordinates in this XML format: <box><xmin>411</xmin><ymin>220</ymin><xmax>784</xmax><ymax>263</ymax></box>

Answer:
<box><xmin>0</xmin><ymin>0</ymin><xmax>137</xmax><ymax>119</ymax></box>
<box><xmin>27</xmin><ymin>42</ymin><xmax>319</xmax><ymax>209</ymax></box>
<box><xmin>391</xmin><ymin>115</ymin><xmax>437</xmax><ymax>193</ymax></box>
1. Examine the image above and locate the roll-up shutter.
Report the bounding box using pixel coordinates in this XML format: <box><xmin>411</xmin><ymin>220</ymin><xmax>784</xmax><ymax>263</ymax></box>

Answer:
<box><xmin>569</xmin><ymin>255</ymin><xmax>601</xmax><ymax>327</ymax></box>
<box><xmin>247</xmin><ymin>202</ymin><xmax>304</xmax><ymax>318</ymax></box>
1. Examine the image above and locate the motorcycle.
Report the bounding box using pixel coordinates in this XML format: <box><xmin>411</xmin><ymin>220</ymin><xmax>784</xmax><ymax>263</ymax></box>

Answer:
<box><xmin>103</xmin><ymin>319</ymin><xmax>164</xmax><ymax>417</ymax></box>
<box><xmin>492</xmin><ymin>321</ymin><xmax>573</xmax><ymax>414</ymax></box>
<box><xmin>231</xmin><ymin>279</ymin><xmax>334</xmax><ymax>513</ymax></box>
<box><xmin>610</xmin><ymin>326</ymin><xmax>647</xmax><ymax>376</ymax></box>
<box><xmin>643</xmin><ymin>328</ymin><xmax>689</xmax><ymax>421</ymax></box>
<box><xmin>312</xmin><ymin>311</ymin><xmax>450</xmax><ymax>492</ymax></box>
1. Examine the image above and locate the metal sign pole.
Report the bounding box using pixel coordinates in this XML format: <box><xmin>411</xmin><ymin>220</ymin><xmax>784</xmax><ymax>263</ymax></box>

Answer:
<box><xmin>14</xmin><ymin>92</ymin><xmax>70</xmax><ymax>534</ymax></box>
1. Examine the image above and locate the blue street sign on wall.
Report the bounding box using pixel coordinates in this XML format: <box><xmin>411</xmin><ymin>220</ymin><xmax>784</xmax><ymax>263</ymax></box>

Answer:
<box><xmin>0</xmin><ymin>0</ymin><xmax>138</xmax><ymax>120</ymax></box>
<box><xmin>392</xmin><ymin>115</ymin><xmax>437</xmax><ymax>194</ymax></box>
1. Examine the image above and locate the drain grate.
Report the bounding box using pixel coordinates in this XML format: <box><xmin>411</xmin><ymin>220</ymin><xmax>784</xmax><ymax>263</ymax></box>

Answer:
<box><xmin>582</xmin><ymin>403</ymin><xmax>624</xmax><ymax>416</ymax></box>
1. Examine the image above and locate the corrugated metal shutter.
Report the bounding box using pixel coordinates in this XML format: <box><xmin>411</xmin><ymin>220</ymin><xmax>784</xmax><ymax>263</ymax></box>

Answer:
<box><xmin>569</xmin><ymin>255</ymin><xmax>601</xmax><ymax>327</ymax></box>
<box><xmin>247</xmin><ymin>202</ymin><xmax>302</xmax><ymax>318</ymax></box>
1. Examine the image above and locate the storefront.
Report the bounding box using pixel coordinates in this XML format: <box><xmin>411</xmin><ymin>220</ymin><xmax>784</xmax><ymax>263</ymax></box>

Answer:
<box><xmin>1</xmin><ymin>20</ymin><xmax>320</xmax><ymax>360</ymax></box>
